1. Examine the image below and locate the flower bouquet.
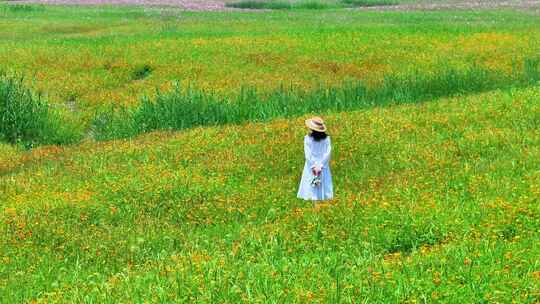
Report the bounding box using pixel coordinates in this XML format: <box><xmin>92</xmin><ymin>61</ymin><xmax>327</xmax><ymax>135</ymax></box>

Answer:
<box><xmin>311</xmin><ymin>175</ymin><xmax>321</xmax><ymax>187</ymax></box>
<box><xmin>311</xmin><ymin>167</ymin><xmax>322</xmax><ymax>187</ymax></box>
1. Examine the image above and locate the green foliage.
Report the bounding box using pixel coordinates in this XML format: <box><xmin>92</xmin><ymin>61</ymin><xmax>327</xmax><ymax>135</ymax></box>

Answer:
<box><xmin>2</xmin><ymin>87</ymin><xmax>539</xmax><ymax>302</ymax></box>
<box><xmin>0</xmin><ymin>75</ymin><xmax>49</xmax><ymax>146</ymax></box>
<box><xmin>225</xmin><ymin>0</ymin><xmax>292</xmax><ymax>9</ymax></box>
<box><xmin>294</xmin><ymin>1</ymin><xmax>333</xmax><ymax>9</ymax></box>
<box><xmin>341</xmin><ymin>0</ymin><xmax>397</xmax><ymax>6</ymax></box>
<box><xmin>0</xmin><ymin>75</ymin><xmax>79</xmax><ymax>147</ymax></box>
<box><xmin>225</xmin><ymin>0</ymin><xmax>390</xmax><ymax>9</ymax></box>
<box><xmin>1</xmin><ymin>5</ymin><xmax>538</xmax><ymax>114</ymax></box>
<box><xmin>3</xmin><ymin>4</ymin><xmax>46</xmax><ymax>13</ymax></box>
<box><xmin>1</xmin><ymin>4</ymin><xmax>540</xmax><ymax>302</ymax></box>
<box><xmin>92</xmin><ymin>63</ymin><xmax>538</xmax><ymax>141</ymax></box>
<box><xmin>524</xmin><ymin>57</ymin><xmax>540</xmax><ymax>83</ymax></box>
<box><xmin>131</xmin><ymin>64</ymin><xmax>153</xmax><ymax>81</ymax></box>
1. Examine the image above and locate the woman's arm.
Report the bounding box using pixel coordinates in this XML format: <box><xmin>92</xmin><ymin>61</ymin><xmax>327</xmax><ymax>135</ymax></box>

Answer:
<box><xmin>321</xmin><ymin>137</ymin><xmax>331</xmax><ymax>168</ymax></box>
<box><xmin>304</xmin><ymin>136</ymin><xmax>316</xmax><ymax>169</ymax></box>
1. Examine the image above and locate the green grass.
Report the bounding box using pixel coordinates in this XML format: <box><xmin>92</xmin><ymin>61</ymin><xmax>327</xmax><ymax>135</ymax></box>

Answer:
<box><xmin>224</xmin><ymin>0</ymin><xmax>394</xmax><ymax>9</ymax></box>
<box><xmin>0</xmin><ymin>4</ymin><xmax>540</xmax><ymax>302</ymax></box>
<box><xmin>341</xmin><ymin>0</ymin><xmax>397</xmax><ymax>7</ymax></box>
<box><xmin>131</xmin><ymin>64</ymin><xmax>153</xmax><ymax>81</ymax></box>
<box><xmin>0</xmin><ymin>4</ymin><xmax>539</xmax><ymax>144</ymax></box>
<box><xmin>3</xmin><ymin>4</ymin><xmax>46</xmax><ymax>12</ymax></box>
<box><xmin>226</xmin><ymin>0</ymin><xmax>293</xmax><ymax>9</ymax></box>
<box><xmin>0</xmin><ymin>74</ymin><xmax>79</xmax><ymax>147</ymax></box>
<box><xmin>0</xmin><ymin>5</ymin><xmax>538</xmax><ymax>117</ymax></box>
<box><xmin>1</xmin><ymin>87</ymin><xmax>539</xmax><ymax>302</ymax></box>
<box><xmin>92</xmin><ymin>63</ymin><xmax>539</xmax><ymax>140</ymax></box>
<box><xmin>295</xmin><ymin>1</ymin><xmax>333</xmax><ymax>9</ymax></box>
<box><xmin>225</xmin><ymin>0</ymin><xmax>337</xmax><ymax>9</ymax></box>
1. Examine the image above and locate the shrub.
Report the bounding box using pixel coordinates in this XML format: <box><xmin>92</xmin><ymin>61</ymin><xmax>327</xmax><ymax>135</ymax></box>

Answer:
<box><xmin>341</xmin><ymin>0</ymin><xmax>397</xmax><ymax>7</ymax></box>
<box><xmin>0</xmin><ymin>75</ymin><xmax>48</xmax><ymax>145</ymax></box>
<box><xmin>225</xmin><ymin>0</ymin><xmax>292</xmax><ymax>9</ymax></box>
<box><xmin>294</xmin><ymin>1</ymin><xmax>332</xmax><ymax>9</ymax></box>
<box><xmin>524</xmin><ymin>57</ymin><xmax>540</xmax><ymax>83</ymax></box>
<box><xmin>0</xmin><ymin>75</ymin><xmax>80</xmax><ymax>147</ymax></box>
<box><xmin>131</xmin><ymin>64</ymin><xmax>153</xmax><ymax>81</ymax></box>
<box><xmin>5</xmin><ymin>4</ymin><xmax>46</xmax><ymax>13</ymax></box>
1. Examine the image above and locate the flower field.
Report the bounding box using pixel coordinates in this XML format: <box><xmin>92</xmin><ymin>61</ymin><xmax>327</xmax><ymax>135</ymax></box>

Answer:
<box><xmin>1</xmin><ymin>5</ymin><xmax>539</xmax><ymax>115</ymax></box>
<box><xmin>1</xmin><ymin>3</ymin><xmax>540</xmax><ymax>303</ymax></box>
<box><xmin>2</xmin><ymin>87</ymin><xmax>539</xmax><ymax>302</ymax></box>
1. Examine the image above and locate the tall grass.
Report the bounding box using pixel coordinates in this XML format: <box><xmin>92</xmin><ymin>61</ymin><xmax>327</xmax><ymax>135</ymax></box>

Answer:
<box><xmin>340</xmin><ymin>0</ymin><xmax>397</xmax><ymax>7</ymax></box>
<box><xmin>295</xmin><ymin>1</ymin><xmax>333</xmax><ymax>9</ymax></box>
<box><xmin>225</xmin><ymin>0</ymin><xmax>336</xmax><ymax>9</ymax></box>
<box><xmin>524</xmin><ymin>57</ymin><xmax>540</xmax><ymax>82</ymax></box>
<box><xmin>225</xmin><ymin>0</ymin><xmax>389</xmax><ymax>9</ymax></box>
<box><xmin>0</xmin><ymin>75</ymin><xmax>79</xmax><ymax>147</ymax></box>
<box><xmin>2</xmin><ymin>4</ymin><xmax>46</xmax><ymax>13</ymax></box>
<box><xmin>225</xmin><ymin>0</ymin><xmax>292</xmax><ymax>9</ymax></box>
<box><xmin>92</xmin><ymin>62</ymin><xmax>540</xmax><ymax>141</ymax></box>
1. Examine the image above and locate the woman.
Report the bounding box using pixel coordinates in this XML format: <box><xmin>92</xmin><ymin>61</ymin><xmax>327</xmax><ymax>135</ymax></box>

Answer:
<box><xmin>297</xmin><ymin>116</ymin><xmax>333</xmax><ymax>203</ymax></box>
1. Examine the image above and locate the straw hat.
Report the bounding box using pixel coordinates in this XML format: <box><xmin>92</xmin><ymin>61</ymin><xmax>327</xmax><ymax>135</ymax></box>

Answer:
<box><xmin>305</xmin><ymin>116</ymin><xmax>327</xmax><ymax>132</ymax></box>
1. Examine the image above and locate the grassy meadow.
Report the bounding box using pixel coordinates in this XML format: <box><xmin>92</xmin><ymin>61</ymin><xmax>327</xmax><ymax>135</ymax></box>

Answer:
<box><xmin>1</xmin><ymin>2</ymin><xmax>540</xmax><ymax>303</ymax></box>
<box><xmin>1</xmin><ymin>5</ymin><xmax>539</xmax><ymax>114</ymax></box>
<box><xmin>2</xmin><ymin>87</ymin><xmax>540</xmax><ymax>302</ymax></box>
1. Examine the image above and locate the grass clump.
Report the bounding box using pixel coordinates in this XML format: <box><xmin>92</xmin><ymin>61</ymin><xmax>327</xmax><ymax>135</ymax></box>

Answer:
<box><xmin>225</xmin><ymin>0</ymin><xmax>292</xmax><ymax>9</ymax></box>
<box><xmin>0</xmin><ymin>75</ymin><xmax>79</xmax><ymax>147</ymax></box>
<box><xmin>3</xmin><ymin>4</ymin><xmax>46</xmax><ymax>13</ymax></box>
<box><xmin>524</xmin><ymin>57</ymin><xmax>540</xmax><ymax>83</ymax></box>
<box><xmin>294</xmin><ymin>1</ymin><xmax>333</xmax><ymax>9</ymax></box>
<box><xmin>131</xmin><ymin>64</ymin><xmax>153</xmax><ymax>81</ymax></box>
<box><xmin>225</xmin><ymin>0</ymin><xmax>333</xmax><ymax>9</ymax></box>
<box><xmin>92</xmin><ymin>63</ymin><xmax>538</xmax><ymax>141</ymax></box>
<box><xmin>341</xmin><ymin>0</ymin><xmax>397</xmax><ymax>7</ymax></box>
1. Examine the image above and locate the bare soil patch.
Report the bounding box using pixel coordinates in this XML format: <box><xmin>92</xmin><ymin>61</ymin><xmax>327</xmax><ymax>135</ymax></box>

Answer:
<box><xmin>362</xmin><ymin>0</ymin><xmax>540</xmax><ymax>11</ymax></box>
<box><xmin>7</xmin><ymin>0</ymin><xmax>230</xmax><ymax>11</ymax></box>
<box><xmin>5</xmin><ymin>0</ymin><xmax>540</xmax><ymax>12</ymax></box>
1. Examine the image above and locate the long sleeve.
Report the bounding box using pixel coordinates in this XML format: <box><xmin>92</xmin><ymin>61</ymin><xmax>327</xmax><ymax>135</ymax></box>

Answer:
<box><xmin>321</xmin><ymin>137</ymin><xmax>331</xmax><ymax>167</ymax></box>
<box><xmin>304</xmin><ymin>136</ymin><xmax>316</xmax><ymax>168</ymax></box>
<box><xmin>298</xmin><ymin>136</ymin><xmax>333</xmax><ymax>201</ymax></box>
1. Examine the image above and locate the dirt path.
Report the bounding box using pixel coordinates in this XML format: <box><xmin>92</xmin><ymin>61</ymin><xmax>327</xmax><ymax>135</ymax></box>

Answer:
<box><xmin>363</xmin><ymin>0</ymin><xmax>540</xmax><ymax>11</ymax></box>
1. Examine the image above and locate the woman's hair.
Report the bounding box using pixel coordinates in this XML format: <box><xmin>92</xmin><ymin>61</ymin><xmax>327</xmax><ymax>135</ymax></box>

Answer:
<box><xmin>310</xmin><ymin>131</ymin><xmax>328</xmax><ymax>141</ymax></box>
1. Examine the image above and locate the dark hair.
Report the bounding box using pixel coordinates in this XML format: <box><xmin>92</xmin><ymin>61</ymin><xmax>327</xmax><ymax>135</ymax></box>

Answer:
<box><xmin>310</xmin><ymin>131</ymin><xmax>328</xmax><ymax>141</ymax></box>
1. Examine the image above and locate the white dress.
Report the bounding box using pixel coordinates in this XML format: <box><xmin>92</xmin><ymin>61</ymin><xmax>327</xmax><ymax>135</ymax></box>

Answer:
<box><xmin>297</xmin><ymin>135</ymin><xmax>333</xmax><ymax>201</ymax></box>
